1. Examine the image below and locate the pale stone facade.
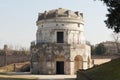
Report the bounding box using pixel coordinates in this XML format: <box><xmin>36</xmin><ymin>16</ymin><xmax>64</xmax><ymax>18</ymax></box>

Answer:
<box><xmin>30</xmin><ymin>8</ymin><xmax>92</xmax><ymax>75</ymax></box>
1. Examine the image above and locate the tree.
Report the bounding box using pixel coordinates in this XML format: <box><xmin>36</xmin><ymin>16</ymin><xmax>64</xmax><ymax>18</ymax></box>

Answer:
<box><xmin>91</xmin><ymin>45</ymin><xmax>96</xmax><ymax>55</ymax></box>
<box><xmin>100</xmin><ymin>0</ymin><xmax>120</xmax><ymax>33</ymax></box>
<box><xmin>112</xmin><ymin>33</ymin><xmax>120</xmax><ymax>53</ymax></box>
<box><xmin>95</xmin><ymin>43</ymin><xmax>106</xmax><ymax>55</ymax></box>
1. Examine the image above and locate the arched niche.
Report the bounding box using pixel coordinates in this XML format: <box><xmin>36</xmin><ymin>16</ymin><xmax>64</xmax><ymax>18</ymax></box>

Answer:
<box><xmin>74</xmin><ymin>55</ymin><xmax>83</xmax><ymax>73</ymax></box>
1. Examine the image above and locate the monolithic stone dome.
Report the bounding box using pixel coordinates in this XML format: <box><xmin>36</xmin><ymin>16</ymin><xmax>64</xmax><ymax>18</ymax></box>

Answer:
<box><xmin>37</xmin><ymin>8</ymin><xmax>83</xmax><ymax>21</ymax></box>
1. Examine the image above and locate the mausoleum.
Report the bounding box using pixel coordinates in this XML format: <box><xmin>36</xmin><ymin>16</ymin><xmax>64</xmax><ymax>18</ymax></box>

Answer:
<box><xmin>30</xmin><ymin>8</ymin><xmax>92</xmax><ymax>75</ymax></box>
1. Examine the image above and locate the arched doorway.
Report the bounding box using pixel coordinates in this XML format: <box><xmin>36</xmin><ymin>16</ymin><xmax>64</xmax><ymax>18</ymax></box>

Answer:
<box><xmin>74</xmin><ymin>55</ymin><xmax>83</xmax><ymax>73</ymax></box>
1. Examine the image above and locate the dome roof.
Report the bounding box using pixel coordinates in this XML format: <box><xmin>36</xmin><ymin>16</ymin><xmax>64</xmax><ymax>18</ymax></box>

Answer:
<box><xmin>37</xmin><ymin>8</ymin><xmax>83</xmax><ymax>21</ymax></box>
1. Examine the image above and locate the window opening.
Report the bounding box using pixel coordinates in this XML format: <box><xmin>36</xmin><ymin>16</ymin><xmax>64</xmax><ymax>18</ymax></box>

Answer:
<box><xmin>57</xmin><ymin>32</ymin><xmax>64</xmax><ymax>43</ymax></box>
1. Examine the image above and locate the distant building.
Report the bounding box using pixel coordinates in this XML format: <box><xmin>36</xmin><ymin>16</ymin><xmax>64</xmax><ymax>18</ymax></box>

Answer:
<box><xmin>102</xmin><ymin>41</ymin><xmax>120</xmax><ymax>55</ymax></box>
<box><xmin>91</xmin><ymin>41</ymin><xmax>120</xmax><ymax>66</ymax></box>
<box><xmin>30</xmin><ymin>8</ymin><xmax>93</xmax><ymax>75</ymax></box>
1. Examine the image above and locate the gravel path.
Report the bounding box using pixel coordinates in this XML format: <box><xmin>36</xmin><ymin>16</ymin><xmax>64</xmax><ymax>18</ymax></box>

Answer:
<box><xmin>0</xmin><ymin>72</ymin><xmax>76</xmax><ymax>80</ymax></box>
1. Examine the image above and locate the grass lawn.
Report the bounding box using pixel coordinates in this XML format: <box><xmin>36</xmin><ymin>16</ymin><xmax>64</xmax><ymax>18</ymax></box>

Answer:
<box><xmin>84</xmin><ymin>58</ymin><xmax>120</xmax><ymax>80</ymax></box>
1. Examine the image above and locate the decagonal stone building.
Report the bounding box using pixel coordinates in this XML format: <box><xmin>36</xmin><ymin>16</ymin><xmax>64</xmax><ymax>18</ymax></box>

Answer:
<box><xmin>30</xmin><ymin>8</ymin><xmax>92</xmax><ymax>75</ymax></box>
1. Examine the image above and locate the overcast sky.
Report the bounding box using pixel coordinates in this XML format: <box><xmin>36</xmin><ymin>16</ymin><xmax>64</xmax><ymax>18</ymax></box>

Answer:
<box><xmin>0</xmin><ymin>0</ymin><xmax>113</xmax><ymax>49</ymax></box>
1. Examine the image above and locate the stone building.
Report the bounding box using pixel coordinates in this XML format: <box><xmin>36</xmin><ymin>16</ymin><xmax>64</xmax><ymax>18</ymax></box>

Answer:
<box><xmin>30</xmin><ymin>8</ymin><xmax>92</xmax><ymax>75</ymax></box>
<box><xmin>102</xmin><ymin>41</ymin><xmax>120</xmax><ymax>55</ymax></box>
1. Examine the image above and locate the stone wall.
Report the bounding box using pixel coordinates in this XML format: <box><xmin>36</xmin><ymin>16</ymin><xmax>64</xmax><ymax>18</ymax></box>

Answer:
<box><xmin>30</xmin><ymin>43</ymin><xmax>71</xmax><ymax>74</ymax></box>
<box><xmin>36</xmin><ymin>18</ymin><xmax>85</xmax><ymax>44</ymax></box>
<box><xmin>0</xmin><ymin>55</ymin><xmax>29</xmax><ymax>67</ymax></box>
<box><xmin>0</xmin><ymin>51</ymin><xmax>29</xmax><ymax>67</ymax></box>
<box><xmin>30</xmin><ymin>43</ymin><xmax>92</xmax><ymax>75</ymax></box>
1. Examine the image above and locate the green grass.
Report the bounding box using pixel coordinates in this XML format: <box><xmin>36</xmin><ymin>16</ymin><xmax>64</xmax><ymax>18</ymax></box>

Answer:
<box><xmin>84</xmin><ymin>58</ymin><xmax>120</xmax><ymax>80</ymax></box>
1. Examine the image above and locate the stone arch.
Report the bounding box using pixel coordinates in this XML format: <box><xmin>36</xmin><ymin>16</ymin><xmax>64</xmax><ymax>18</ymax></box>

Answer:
<box><xmin>55</xmin><ymin>54</ymin><xmax>65</xmax><ymax>61</ymax></box>
<box><xmin>74</xmin><ymin>55</ymin><xmax>83</xmax><ymax>73</ymax></box>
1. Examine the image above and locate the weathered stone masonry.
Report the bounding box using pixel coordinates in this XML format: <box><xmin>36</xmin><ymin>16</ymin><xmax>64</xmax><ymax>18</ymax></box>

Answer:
<box><xmin>30</xmin><ymin>8</ymin><xmax>93</xmax><ymax>75</ymax></box>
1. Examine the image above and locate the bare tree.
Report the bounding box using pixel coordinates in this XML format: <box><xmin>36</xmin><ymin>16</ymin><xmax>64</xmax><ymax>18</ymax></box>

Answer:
<box><xmin>112</xmin><ymin>33</ymin><xmax>120</xmax><ymax>54</ymax></box>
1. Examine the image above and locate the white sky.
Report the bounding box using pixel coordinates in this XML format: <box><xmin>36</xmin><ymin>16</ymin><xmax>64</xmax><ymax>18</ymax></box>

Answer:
<box><xmin>0</xmin><ymin>0</ymin><xmax>113</xmax><ymax>49</ymax></box>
